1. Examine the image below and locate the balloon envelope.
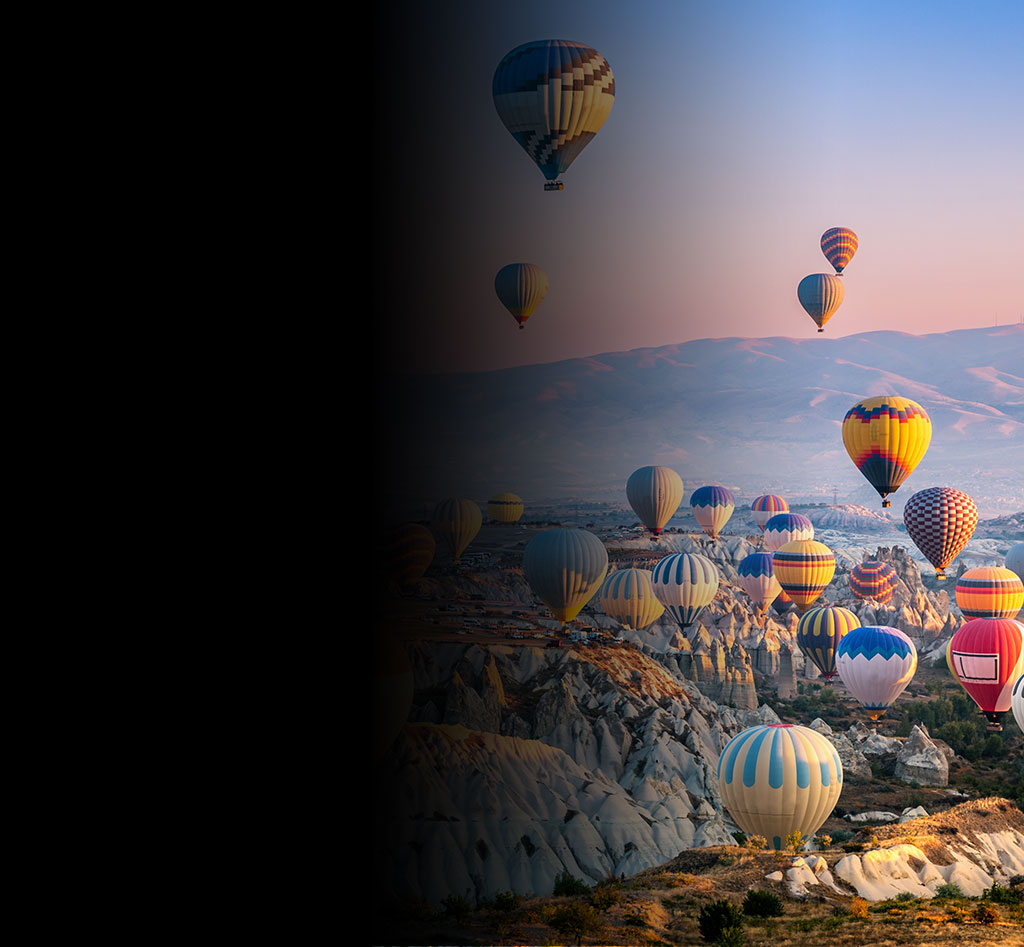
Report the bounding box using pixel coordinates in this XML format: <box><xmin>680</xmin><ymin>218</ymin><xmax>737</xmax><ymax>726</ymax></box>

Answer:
<box><xmin>1007</xmin><ymin>543</ymin><xmax>1024</xmax><ymax>585</ymax></box>
<box><xmin>652</xmin><ymin>553</ymin><xmax>720</xmax><ymax>630</ymax></box>
<box><xmin>626</xmin><ymin>466</ymin><xmax>684</xmax><ymax>535</ymax></box>
<box><xmin>717</xmin><ymin>724</ymin><xmax>843</xmax><ymax>850</ymax></box>
<box><xmin>849</xmin><ymin>561</ymin><xmax>900</xmax><ymax>605</ymax></box>
<box><xmin>1012</xmin><ymin>674</ymin><xmax>1024</xmax><ymax>733</ymax></box>
<box><xmin>432</xmin><ymin>498</ymin><xmax>483</xmax><ymax>561</ymax></box>
<box><xmin>797</xmin><ymin>606</ymin><xmax>861</xmax><ymax>680</ymax></box>
<box><xmin>797</xmin><ymin>274</ymin><xmax>844</xmax><ymax>332</ymax></box>
<box><xmin>385</xmin><ymin>523</ymin><xmax>436</xmax><ymax>585</ymax></box>
<box><xmin>690</xmin><ymin>485</ymin><xmax>735</xmax><ymax>539</ymax></box>
<box><xmin>836</xmin><ymin>625</ymin><xmax>917</xmax><ymax>720</ymax></box>
<box><xmin>751</xmin><ymin>495</ymin><xmax>788</xmax><ymax>531</ymax></box>
<box><xmin>488</xmin><ymin>492</ymin><xmax>524</xmax><ymax>523</ymax></box>
<box><xmin>949</xmin><ymin>618</ymin><xmax>1024</xmax><ymax>724</ymax></box>
<box><xmin>737</xmin><ymin>552</ymin><xmax>782</xmax><ymax>614</ymax></box>
<box><xmin>763</xmin><ymin>512</ymin><xmax>814</xmax><ymax>553</ymax></box>
<box><xmin>495</xmin><ymin>264</ymin><xmax>549</xmax><ymax>327</ymax></box>
<box><xmin>904</xmin><ymin>487</ymin><xmax>978</xmax><ymax>580</ymax></box>
<box><xmin>493</xmin><ymin>40</ymin><xmax>615</xmax><ymax>186</ymax></box>
<box><xmin>523</xmin><ymin>528</ymin><xmax>608</xmax><ymax>625</ymax></box>
<box><xmin>820</xmin><ymin>227</ymin><xmax>859</xmax><ymax>275</ymax></box>
<box><xmin>772</xmin><ymin>540</ymin><xmax>835</xmax><ymax>613</ymax></box>
<box><xmin>599</xmin><ymin>568</ymin><xmax>664</xmax><ymax>630</ymax></box>
<box><xmin>841</xmin><ymin>396</ymin><xmax>932</xmax><ymax>507</ymax></box>
<box><xmin>955</xmin><ymin>567</ymin><xmax>1024</xmax><ymax>619</ymax></box>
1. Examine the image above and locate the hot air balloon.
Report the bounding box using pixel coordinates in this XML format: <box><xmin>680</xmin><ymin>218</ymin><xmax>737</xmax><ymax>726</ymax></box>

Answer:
<box><xmin>797</xmin><ymin>274</ymin><xmax>844</xmax><ymax>332</ymax></box>
<box><xmin>737</xmin><ymin>553</ymin><xmax>782</xmax><ymax>617</ymax></box>
<box><xmin>494</xmin><ymin>264</ymin><xmax>549</xmax><ymax>329</ymax></box>
<box><xmin>1012</xmin><ymin>674</ymin><xmax>1024</xmax><ymax>732</ymax></box>
<box><xmin>523</xmin><ymin>528</ymin><xmax>608</xmax><ymax>627</ymax></box>
<box><xmin>820</xmin><ymin>227</ymin><xmax>859</xmax><ymax>275</ymax></box>
<box><xmin>772</xmin><ymin>540</ymin><xmax>835</xmax><ymax>613</ymax></box>
<box><xmin>488</xmin><ymin>492</ymin><xmax>525</xmax><ymax>523</ymax></box>
<box><xmin>751</xmin><ymin>495</ymin><xmax>788</xmax><ymax>532</ymax></box>
<box><xmin>841</xmin><ymin>395</ymin><xmax>932</xmax><ymax>508</ymax></box>
<box><xmin>717</xmin><ymin>724</ymin><xmax>843</xmax><ymax>851</ymax></box>
<box><xmin>836</xmin><ymin>625</ymin><xmax>918</xmax><ymax>721</ymax></box>
<box><xmin>797</xmin><ymin>606</ymin><xmax>861</xmax><ymax>681</ymax></box>
<box><xmin>763</xmin><ymin>512</ymin><xmax>814</xmax><ymax>553</ymax></box>
<box><xmin>903</xmin><ymin>487</ymin><xmax>978</xmax><ymax>580</ymax></box>
<box><xmin>384</xmin><ymin>523</ymin><xmax>436</xmax><ymax>586</ymax></box>
<box><xmin>626</xmin><ymin>466</ymin><xmax>684</xmax><ymax>536</ymax></box>
<box><xmin>849</xmin><ymin>561</ymin><xmax>900</xmax><ymax>605</ymax></box>
<box><xmin>432</xmin><ymin>498</ymin><xmax>483</xmax><ymax>561</ymax></box>
<box><xmin>690</xmin><ymin>486</ymin><xmax>735</xmax><ymax>540</ymax></box>
<box><xmin>1005</xmin><ymin>542</ymin><xmax>1024</xmax><ymax>585</ymax></box>
<box><xmin>493</xmin><ymin>40</ymin><xmax>615</xmax><ymax>191</ymax></box>
<box><xmin>599</xmin><ymin>568</ymin><xmax>665</xmax><ymax>631</ymax></box>
<box><xmin>955</xmin><ymin>567</ymin><xmax>1024</xmax><ymax>619</ymax></box>
<box><xmin>651</xmin><ymin>553</ymin><xmax>720</xmax><ymax>631</ymax></box>
<box><xmin>772</xmin><ymin>588</ymin><xmax>799</xmax><ymax>617</ymax></box>
<box><xmin>949</xmin><ymin>618</ymin><xmax>1024</xmax><ymax>727</ymax></box>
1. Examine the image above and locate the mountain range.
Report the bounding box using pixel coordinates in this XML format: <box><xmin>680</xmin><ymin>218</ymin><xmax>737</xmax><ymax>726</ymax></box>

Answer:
<box><xmin>389</xmin><ymin>326</ymin><xmax>1023</xmax><ymax>517</ymax></box>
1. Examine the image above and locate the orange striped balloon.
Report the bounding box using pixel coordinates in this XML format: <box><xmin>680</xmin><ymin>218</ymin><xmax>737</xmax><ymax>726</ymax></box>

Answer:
<box><xmin>385</xmin><ymin>523</ymin><xmax>436</xmax><ymax>585</ymax></box>
<box><xmin>772</xmin><ymin>540</ymin><xmax>836</xmax><ymax>613</ymax></box>
<box><xmin>820</xmin><ymin>227</ymin><xmax>858</xmax><ymax>275</ymax></box>
<box><xmin>955</xmin><ymin>567</ymin><xmax>1024</xmax><ymax>619</ymax></box>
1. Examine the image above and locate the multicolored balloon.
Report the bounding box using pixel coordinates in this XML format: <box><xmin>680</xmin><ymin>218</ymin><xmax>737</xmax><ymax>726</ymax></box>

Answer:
<box><xmin>690</xmin><ymin>485</ymin><xmax>735</xmax><ymax>539</ymax></box>
<box><xmin>903</xmin><ymin>487</ymin><xmax>978</xmax><ymax>580</ymax></box>
<box><xmin>797</xmin><ymin>274</ymin><xmax>844</xmax><ymax>332</ymax></box>
<box><xmin>797</xmin><ymin>606</ymin><xmax>861</xmax><ymax>680</ymax></box>
<box><xmin>737</xmin><ymin>553</ymin><xmax>782</xmax><ymax>616</ymax></box>
<box><xmin>523</xmin><ymin>528</ymin><xmax>608</xmax><ymax>626</ymax></box>
<box><xmin>751</xmin><ymin>494</ymin><xmax>788</xmax><ymax>532</ymax></box>
<box><xmin>772</xmin><ymin>540</ymin><xmax>836</xmax><ymax>613</ymax></box>
<box><xmin>836</xmin><ymin>625</ymin><xmax>918</xmax><ymax>721</ymax></box>
<box><xmin>841</xmin><ymin>395</ymin><xmax>932</xmax><ymax>508</ymax></box>
<box><xmin>488</xmin><ymin>492</ymin><xmax>525</xmax><ymax>523</ymax></box>
<box><xmin>849</xmin><ymin>561</ymin><xmax>900</xmax><ymax>605</ymax></box>
<box><xmin>1012</xmin><ymin>674</ymin><xmax>1024</xmax><ymax>733</ymax></box>
<box><xmin>763</xmin><ymin>512</ymin><xmax>814</xmax><ymax>553</ymax></box>
<box><xmin>432</xmin><ymin>498</ymin><xmax>483</xmax><ymax>561</ymax></box>
<box><xmin>651</xmin><ymin>552</ymin><xmax>720</xmax><ymax>631</ymax></box>
<box><xmin>949</xmin><ymin>618</ymin><xmax>1024</xmax><ymax>726</ymax></box>
<box><xmin>717</xmin><ymin>724</ymin><xmax>843</xmax><ymax>851</ymax></box>
<box><xmin>820</xmin><ymin>227</ymin><xmax>859</xmax><ymax>275</ymax></box>
<box><xmin>494</xmin><ymin>264</ymin><xmax>549</xmax><ymax>328</ymax></box>
<box><xmin>955</xmin><ymin>567</ymin><xmax>1024</xmax><ymax>619</ymax></box>
<box><xmin>493</xmin><ymin>40</ymin><xmax>615</xmax><ymax>190</ymax></box>
<box><xmin>384</xmin><ymin>523</ymin><xmax>436</xmax><ymax>586</ymax></box>
<box><xmin>626</xmin><ymin>466</ymin><xmax>684</xmax><ymax>536</ymax></box>
<box><xmin>599</xmin><ymin>568</ymin><xmax>665</xmax><ymax>631</ymax></box>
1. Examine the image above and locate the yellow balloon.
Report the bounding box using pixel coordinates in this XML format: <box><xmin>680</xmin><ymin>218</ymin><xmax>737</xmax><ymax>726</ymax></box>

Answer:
<box><xmin>599</xmin><ymin>568</ymin><xmax>665</xmax><ymax>630</ymax></box>
<box><xmin>523</xmin><ymin>528</ymin><xmax>608</xmax><ymax>625</ymax></box>
<box><xmin>432</xmin><ymin>498</ymin><xmax>482</xmax><ymax>561</ymax></box>
<box><xmin>488</xmin><ymin>492</ymin><xmax>524</xmax><ymax>523</ymax></box>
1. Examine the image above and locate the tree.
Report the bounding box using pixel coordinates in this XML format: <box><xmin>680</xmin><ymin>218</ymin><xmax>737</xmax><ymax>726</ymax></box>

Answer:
<box><xmin>549</xmin><ymin>902</ymin><xmax>604</xmax><ymax>946</ymax></box>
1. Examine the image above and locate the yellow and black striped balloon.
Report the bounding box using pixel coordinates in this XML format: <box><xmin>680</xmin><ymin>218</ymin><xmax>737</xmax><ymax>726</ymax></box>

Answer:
<box><xmin>955</xmin><ymin>567</ymin><xmax>1024</xmax><ymax>619</ymax></box>
<box><xmin>797</xmin><ymin>606</ymin><xmax>861</xmax><ymax>680</ymax></box>
<box><xmin>773</xmin><ymin>540</ymin><xmax>836</xmax><ymax>613</ymax></box>
<box><xmin>488</xmin><ymin>492</ymin><xmax>525</xmax><ymax>523</ymax></box>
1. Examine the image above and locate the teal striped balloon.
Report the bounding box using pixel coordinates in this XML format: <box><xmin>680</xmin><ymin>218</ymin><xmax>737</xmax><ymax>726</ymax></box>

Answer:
<box><xmin>717</xmin><ymin>724</ymin><xmax>843</xmax><ymax>850</ymax></box>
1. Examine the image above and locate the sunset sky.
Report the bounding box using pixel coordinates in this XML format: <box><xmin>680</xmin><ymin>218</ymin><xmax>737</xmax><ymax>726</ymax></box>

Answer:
<box><xmin>373</xmin><ymin>1</ymin><xmax>1023</xmax><ymax>375</ymax></box>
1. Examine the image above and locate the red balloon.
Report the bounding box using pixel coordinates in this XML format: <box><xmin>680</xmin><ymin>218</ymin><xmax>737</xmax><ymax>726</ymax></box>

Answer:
<box><xmin>949</xmin><ymin>618</ymin><xmax>1024</xmax><ymax>726</ymax></box>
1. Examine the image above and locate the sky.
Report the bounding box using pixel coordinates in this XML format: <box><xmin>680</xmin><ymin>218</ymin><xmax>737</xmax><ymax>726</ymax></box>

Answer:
<box><xmin>372</xmin><ymin>1</ymin><xmax>1024</xmax><ymax>375</ymax></box>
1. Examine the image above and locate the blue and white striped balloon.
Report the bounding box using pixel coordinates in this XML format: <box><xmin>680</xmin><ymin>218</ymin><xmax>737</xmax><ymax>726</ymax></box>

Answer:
<box><xmin>763</xmin><ymin>512</ymin><xmax>814</xmax><ymax>553</ymax></box>
<box><xmin>651</xmin><ymin>552</ymin><xmax>719</xmax><ymax>630</ymax></box>
<box><xmin>836</xmin><ymin>625</ymin><xmax>918</xmax><ymax>721</ymax></box>
<box><xmin>717</xmin><ymin>724</ymin><xmax>843</xmax><ymax>850</ymax></box>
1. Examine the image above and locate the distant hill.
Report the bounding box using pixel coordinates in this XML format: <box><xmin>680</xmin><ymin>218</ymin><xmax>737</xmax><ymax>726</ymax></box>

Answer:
<box><xmin>388</xmin><ymin>326</ymin><xmax>1023</xmax><ymax>516</ymax></box>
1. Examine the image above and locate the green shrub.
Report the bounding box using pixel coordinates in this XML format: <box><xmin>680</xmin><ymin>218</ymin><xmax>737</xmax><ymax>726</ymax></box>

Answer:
<box><xmin>742</xmin><ymin>889</ymin><xmax>784</xmax><ymax>917</ymax></box>
<box><xmin>698</xmin><ymin>899</ymin><xmax>744</xmax><ymax>943</ymax></box>
<box><xmin>548</xmin><ymin>901</ymin><xmax>604</xmax><ymax>944</ymax></box>
<box><xmin>895</xmin><ymin>891</ymin><xmax>917</xmax><ymax>902</ymax></box>
<box><xmin>492</xmin><ymin>890</ymin><xmax>520</xmax><ymax>912</ymax></box>
<box><xmin>589</xmin><ymin>885</ymin><xmax>620</xmax><ymax>912</ymax></box>
<box><xmin>714</xmin><ymin>926</ymin><xmax>746</xmax><ymax>947</ymax></box>
<box><xmin>984</xmin><ymin>882</ymin><xmax>1021</xmax><ymax>904</ymax></box>
<box><xmin>441</xmin><ymin>894</ymin><xmax>471</xmax><ymax>919</ymax></box>
<box><xmin>934</xmin><ymin>882</ymin><xmax>964</xmax><ymax>899</ymax></box>
<box><xmin>552</xmin><ymin>870</ymin><xmax>589</xmax><ymax>896</ymax></box>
